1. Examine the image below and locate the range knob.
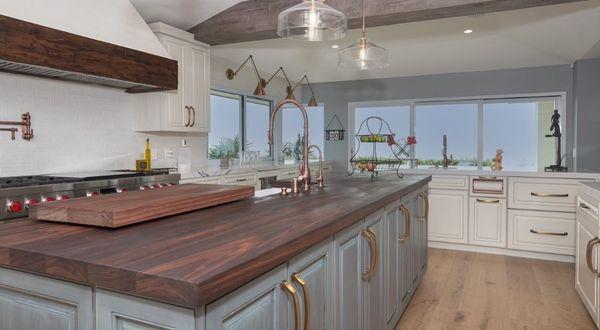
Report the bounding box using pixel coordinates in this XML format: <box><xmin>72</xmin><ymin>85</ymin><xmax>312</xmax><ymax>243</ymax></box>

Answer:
<box><xmin>42</xmin><ymin>196</ymin><xmax>56</xmax><ymax>203</ymax></box>
<box><xmin>25</xmin><ymin>199</ymin><xmax>40</xmax><ymax>208</ymax></box>
<box><xmin>151</xmin><ymin>184</ymin><xmax>161</xmax><ymax>189</ymax></box>
<box><xmin>167</xmin><ymin>183</ymin><xmax>176</xmax><ymax>187</ymax></box>
<box><xmin>58</xmin><ymin>194</ymin><xmax>70</xmax><ymax>201</ymax></box>
<box><xmin>86</xmin><ymin>191</ymin><xmax>100</xmax><ymax>197</ymax></box>
<box><xmin>140</xmin><ymin>185</ymin><xmax>151</xmax><ymax>190</ymax></box>
<box><xmin>116</xmin><ymin>188</ymin><xmax>128</xmax><ymax>193</ymax></box>
<box><xmin>7</xmin><ymin>200</ymin><xmax>24</xmax><ymax>213</ymax></box>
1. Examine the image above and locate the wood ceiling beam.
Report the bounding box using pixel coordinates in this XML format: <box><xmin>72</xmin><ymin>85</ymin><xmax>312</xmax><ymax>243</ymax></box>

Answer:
<box><xmin>189</xmin><ymin>0</ymin><xmax>587</xmax><ymax>45</ymax></box>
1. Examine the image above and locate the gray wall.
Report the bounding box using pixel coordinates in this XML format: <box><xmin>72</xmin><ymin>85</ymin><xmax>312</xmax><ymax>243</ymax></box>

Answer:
<box><xmin>302</xmin><ymin>65</ymin><xmax>576</xmax><ymax>171</ymax></box>
<box><xmin>574</xmin><ymin>58</ymin><xmax>600</xmax><ymax>172</ymax></box>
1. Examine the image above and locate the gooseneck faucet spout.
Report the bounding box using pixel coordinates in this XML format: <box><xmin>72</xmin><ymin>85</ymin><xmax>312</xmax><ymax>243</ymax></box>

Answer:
<box><xmin>268</xmin><ymin>99</ymin><xmax>311</xmax><ymax>192</ymax></box>
<box><xmin>308</xmin><ymin>144</ymin><xmax>324</xmax><ymax>188</ymax></box>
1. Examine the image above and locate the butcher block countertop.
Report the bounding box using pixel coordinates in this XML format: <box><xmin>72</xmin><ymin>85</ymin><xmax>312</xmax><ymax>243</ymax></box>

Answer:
<box><xmin>0</xmin><ymin>174</ymin><xmax>431</xmax><ymax>308</ymax></box>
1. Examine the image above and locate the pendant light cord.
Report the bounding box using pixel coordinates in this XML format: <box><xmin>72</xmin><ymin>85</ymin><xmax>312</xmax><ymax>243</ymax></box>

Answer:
<box><xmin>361</xmin><ymin>0</ymin><xmax>366</xmax><ymax>39</ymax></box>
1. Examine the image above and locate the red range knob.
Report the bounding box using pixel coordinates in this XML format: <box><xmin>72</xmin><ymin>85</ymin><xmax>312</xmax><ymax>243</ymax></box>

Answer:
<box><xmin>151</xmin><ymin>184</ymin><xmax>161</xmax><ymax>189</ymax></box>
<box><xmin>87</xmin><ymin>192</ymin><xmax>100</xmax><ymax>197</ymax></box>
<box><xmin>117</xmin><ymin>188</ymin><xmax>128</xmax><ymax>193</ymax></box>
<box><xmin>58</xmin><ymin>195</ymin><xmax>70</xmax><ymax>201</ymax></box>
<box><xmin>140</xmin><ymin>185</ymin><xmax>151</xmax><ymax>190</ymax></box>
<box><xmin>26</xmin><ymin>199</ymin><xmax>40</xmax><ymax>208</ymax></box>
<box><xmin>167</xmin><ymin>183</ymin><xmax>176</xmax><ymax>187</ymax></box>
<box><xmin>43</xmin><ymin>196</ymin><xmax>56</xmax><ymax>202</ymax></box>
<box><xmin>7</xmin><ymin>201</ymin><xmax>23</xmax><ymax>213</ymax></box>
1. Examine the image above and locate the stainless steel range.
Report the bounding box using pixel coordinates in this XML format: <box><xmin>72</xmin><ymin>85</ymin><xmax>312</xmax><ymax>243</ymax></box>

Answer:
<box><xmin>0</xmin><ymin>170</ymin><xmax>180</xmax><ymax>220</ymax></box>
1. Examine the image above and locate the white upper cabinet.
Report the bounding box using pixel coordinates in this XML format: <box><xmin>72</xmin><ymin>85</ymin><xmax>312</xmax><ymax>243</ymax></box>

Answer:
<box><xmin>135</xmin><ymin>23</ymin><xmax>210</xmax><ymax>133</ymax></box>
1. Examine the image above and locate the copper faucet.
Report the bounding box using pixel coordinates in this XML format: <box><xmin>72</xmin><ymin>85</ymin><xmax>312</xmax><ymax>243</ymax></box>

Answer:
<box><xmin>268</xmin><ymin>99</ymin><xmax>311</xmax><ymax>193</ymax></box>
<box><xmin>0</xmin><ymin>112</ymin><xmax>33</xmax><ymax>141</ymax></box>
<box><xmin>308</xmin><ymin>144</ymin><xmax>324</xmax><ymax>188</ymax></box>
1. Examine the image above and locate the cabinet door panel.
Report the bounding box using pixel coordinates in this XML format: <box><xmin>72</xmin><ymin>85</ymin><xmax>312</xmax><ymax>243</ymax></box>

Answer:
<box><xmin>0</xmin><ymin>267</ymin><xmax>93</xmax><ymax>330</ymax></box>
<box><xmin>97</xmin><ymin>289</ymin><xmax>194</xmax><ymax>330</ymax></box>
<box><xmin>163</xmin><ymin>39</ymin><xmax>186</xmax><ymax>128</ymax></box>
<box><xmin>288</xmin><ymin>239</ymin><xmax>334</xmax><ymax>330</ymax></box>
<box><xmin>189</xmin><ymin>46</ymin><xmax>209</xmax><ymax>132</ymax></box>
<box><xmin>469</xmin><ymin>197</ymin><xmax>507</xmax><ymax>248</ymax></box>
<box><xmin>206</xmin><ymin>264</ymin><xmax>288</xmax><ymax>330</ymax></box>
<box><xmin>428</xmin><ymin>189</ymin><xmax>469</xmax><ymax>243</ymax></box>
<box><xmin>364</xmin><ymin>210</ymin><xmax>385</xmax><ymax>330</ymax></box>
<box><xmin>575</xmin><ymin>221</ymin><xmax>599</xmax><ymax>326</ymax></box>
<box><xmin>334</xmin><ymin>221</ymin><xmax>364</xmax><ymax>330</ymax></box>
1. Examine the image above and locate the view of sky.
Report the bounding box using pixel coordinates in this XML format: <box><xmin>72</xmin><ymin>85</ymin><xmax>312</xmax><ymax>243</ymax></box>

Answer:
<box><xmin>282</xmin><ymin>105</ymin><xmax>324</xmax><ymax>159</ymax></box>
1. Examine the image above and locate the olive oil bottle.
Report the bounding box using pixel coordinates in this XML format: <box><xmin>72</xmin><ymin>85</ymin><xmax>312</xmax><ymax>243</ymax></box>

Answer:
<box><xmin>144</xmin><ymin>138</ymin><xmax>152</xmax><ymax>171</ymax></box>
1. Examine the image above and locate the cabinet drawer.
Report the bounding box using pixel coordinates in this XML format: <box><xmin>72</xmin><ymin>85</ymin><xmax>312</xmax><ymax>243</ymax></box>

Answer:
<box><xmin>508</xmin><ymin>178</ymin><xmax>579</xmax><ymax>212</ymax></box>
<box><xmin>429</xmin><ymin>175</ymin><xmax>468</xmax><ymax>190</ymax></box>
<box><xmin>508</xmin><ymin>209</ymin><xmax>576</xmax><ymax>255</ymax></box>
<box><xmin>220</xmin><ymin>175</ymin><xmax>256</xmax><ymax>186</ymax></box>
<box><xmin>470</xmin><ymin>176</ymin><xmax>506</xmax><ymax>197</ymax></box>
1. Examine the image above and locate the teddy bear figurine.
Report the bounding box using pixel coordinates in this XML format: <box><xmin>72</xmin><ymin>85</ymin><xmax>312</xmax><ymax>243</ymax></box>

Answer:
<box><xmin>491</xmin><ymin>149</ymin><xmax>503</xmax><ymax>171</ymax></box>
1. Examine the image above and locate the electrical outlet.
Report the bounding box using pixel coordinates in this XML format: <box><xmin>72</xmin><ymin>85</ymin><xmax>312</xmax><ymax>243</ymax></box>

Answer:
<box><xmin>164</xmin><ymin>149</ymin><xmax>175</xmax><ymax>159</ymax></box>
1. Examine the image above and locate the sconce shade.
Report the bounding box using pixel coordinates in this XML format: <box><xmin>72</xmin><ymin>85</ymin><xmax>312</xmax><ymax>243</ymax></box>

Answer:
<box><xmin>254</xmin><ymin>79</ymin><xmax>267</xmax><ymax>96</ymax></box>
<box><xmin>277</xmin><ymin>0</ymin><xmax>347</xmax><ymax>41</ymax></box>
<box><xmin>285</xmin><ymin>86</ymin><xmax>296</xmax><ymax>100</ymax></box>
<box><xmin>308</xmin><ymin>95</ymin><xmax>318</xmax><ymax>107</ymax></box>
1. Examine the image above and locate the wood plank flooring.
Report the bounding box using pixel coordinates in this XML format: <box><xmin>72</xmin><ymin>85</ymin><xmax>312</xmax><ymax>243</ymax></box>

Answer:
<box><xmin>396</xmin><ymin>248</ymin><xmax>596</xmax><ymax>329</ymax></box>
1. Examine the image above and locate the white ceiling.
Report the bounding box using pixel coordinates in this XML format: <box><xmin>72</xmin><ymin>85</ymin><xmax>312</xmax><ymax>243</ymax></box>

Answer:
<box><xmin>212</xmin><ymin>0</ymin><xmax>600</xmax><ymax>83</ymax></box>
<box><xmin>129</xmin><ymin>0</ymin><xmax>243</xmax><ymax>30</ymax></box>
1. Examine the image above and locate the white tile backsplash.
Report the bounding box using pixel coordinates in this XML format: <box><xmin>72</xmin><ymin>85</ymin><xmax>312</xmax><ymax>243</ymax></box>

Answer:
<box><xmin>0</xmin><ymin>72</ymin><xmax>207</xmax><ymax>177</ymax></box>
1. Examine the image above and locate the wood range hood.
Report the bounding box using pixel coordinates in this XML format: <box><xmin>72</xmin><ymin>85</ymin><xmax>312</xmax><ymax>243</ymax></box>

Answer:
<box><xmin>0</xmin><ymin>14</ymin><xmax>177</xmax><ymax>93</ymax></box>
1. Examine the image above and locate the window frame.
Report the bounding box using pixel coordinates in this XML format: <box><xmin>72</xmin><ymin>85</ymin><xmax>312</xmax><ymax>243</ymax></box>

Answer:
<box><xmin>347</xmin><ymin>92</ymin><xmax>567</xmax><ymax>172</ymax></box>
<box><xmin>209</xmin><ymin>89</ymin><xmax>274</xmax><ymax>159</ymax></box>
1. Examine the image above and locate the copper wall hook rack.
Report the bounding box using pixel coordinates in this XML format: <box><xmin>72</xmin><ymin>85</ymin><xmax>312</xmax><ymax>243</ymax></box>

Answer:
<box><xmin>0</xmin><ymin>112</ymin><xmax>33</xmax><ymax>141</ymax></box>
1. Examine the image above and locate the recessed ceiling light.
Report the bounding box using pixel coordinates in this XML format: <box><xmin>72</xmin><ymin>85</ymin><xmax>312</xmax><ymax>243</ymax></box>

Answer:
<box><xmin>464</xmin><ymin>29</ymin><xmax>473</xmax><ymax>34</ymax></box>
<box><xmin>331</xmin><ymin>45</ymin><xmax>339</xmax><ymax>49</ymax></box>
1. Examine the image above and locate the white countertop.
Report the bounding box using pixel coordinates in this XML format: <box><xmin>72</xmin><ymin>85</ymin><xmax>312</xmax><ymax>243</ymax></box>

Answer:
<box><xmin>179</xmin><ymin>160</ymin><xmax>328</xmax><ymax>180</ymax></box>
<box><xmin>397</xmin><ymin>168</ymin><xmax>600</xmax><ymax>179</ymax></box>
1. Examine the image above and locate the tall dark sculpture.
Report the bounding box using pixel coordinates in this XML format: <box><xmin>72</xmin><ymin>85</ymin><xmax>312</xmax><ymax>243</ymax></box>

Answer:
<box><xmin>545</xmin><ymin>110</ymin><xmax>567</xmax><ymax>172</ymax></box>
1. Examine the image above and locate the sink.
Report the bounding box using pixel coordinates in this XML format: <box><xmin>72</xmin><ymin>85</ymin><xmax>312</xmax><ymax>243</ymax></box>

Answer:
<box><xmin>254</xmin><ymin>188</ymin><xmax>283</xmax><ymax>198</ymax></box>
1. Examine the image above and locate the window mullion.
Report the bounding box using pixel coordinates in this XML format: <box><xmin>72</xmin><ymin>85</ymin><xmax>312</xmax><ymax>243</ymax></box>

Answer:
<box><xmin>477</xmin><ymin>100</ymin><xmax>484</xmax><ymax>170</ymax></box>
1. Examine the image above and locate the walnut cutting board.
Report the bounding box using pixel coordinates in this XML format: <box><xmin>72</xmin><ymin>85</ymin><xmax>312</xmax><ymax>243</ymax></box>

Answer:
<box><xmin>29</xmin><ymin>184</ymin><xmax>255</xmax><ymax>228</ymax></box>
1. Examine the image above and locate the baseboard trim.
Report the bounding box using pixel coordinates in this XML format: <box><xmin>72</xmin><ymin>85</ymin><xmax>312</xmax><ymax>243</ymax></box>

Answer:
<box><xmin>429</xmin><ymin>241</ymin><xmax>575</xmax><ymax>263</ymax></box>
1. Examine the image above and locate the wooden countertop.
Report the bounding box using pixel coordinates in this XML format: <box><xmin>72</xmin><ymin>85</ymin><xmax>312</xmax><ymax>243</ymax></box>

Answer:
<box><xmin>0</xmin><ymin>174</ymin><xmax>430</xmax><ymax>308</ymax></box>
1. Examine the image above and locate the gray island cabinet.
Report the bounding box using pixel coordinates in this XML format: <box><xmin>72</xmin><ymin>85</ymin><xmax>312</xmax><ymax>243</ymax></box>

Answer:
<box><xmin>0</xmin><ymin>175</ymin><xmax>430</xmax><ymax>330</ymax></box>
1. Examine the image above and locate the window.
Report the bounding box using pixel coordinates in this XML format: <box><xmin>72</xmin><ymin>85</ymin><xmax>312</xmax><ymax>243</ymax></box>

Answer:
<box><xmin>350</xmin><ymin>94</ymin><xmax>564</xmax><ymax>172</ymax></box>
<box><xmin>245</xmin><ymin>97</ymin><xmax>271</xmax><ymax>157</ymax></box>
<box><xmin>209</xmin><ymin>91</ymin><xmax>242</xmax><ymax>160</ymax></box>
<box><xmin>209</xmin><ymin>90</ymin><xmax>272</xmax><ymax>160</ymax></box>
<box><xmin>483</xmin><ymin>98</ymin><xmax>558</xmax><ymax>171</ymax></box>
<box><xmin>415</xmin><ymin>102</ymin><xmax>478</xmax><ymax>168</ymax></box>
<box><xmin>354</xmin><ymin>105</ymin><xmax>410</xmax><ymax>163</ymax></box>
<box><xmin>281</xmin><ymin>105</ymin><xmax>324</xmax><ymax>161</ymax></box>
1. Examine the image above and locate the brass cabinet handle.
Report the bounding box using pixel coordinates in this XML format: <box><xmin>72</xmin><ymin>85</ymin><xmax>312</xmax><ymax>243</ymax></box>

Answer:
<box><xmin>190</xmin><ymin>106</ymin><xmax>196</xmax><ymax>127</ymax></box>
<box><xmin>361</xmin><ymin>229</ymin><xmax>377</xmax><ymax>281</ymax></box>
<box><xmin>399</xmin><ymin>205</ymin><xmax>411</xmax><ymax>243</ymax></box>
<box><xmin>580</xmin><ymin>203</ymin><xmax>591</xmax><ymax>210</ymax></box>
<box><xmin>281</xmin><ymin>281</ymin><xmax>302</xmax><ymax>330</ymax></box>
<box><xmin>586</xmin><ymin>237</ymin><xmax>600</xmax><ymax>277</ymax></box>
<box><xmin>530</xmin><ymin>192</ymin><xmax>569</xmax><ymax>198</ymax></box>
<box><xmin>529</xmin><ymin>229</ymin><xmax>568</xmax><ymax>236</ymax></box>
<box><xmin>292</xmin><ymin>274</ymin><xmax>310</xmax><ymax>330</ymax></box>
<box><xmin>476</xmin><ymin>198</ymin><xmax>500</xmax><ymax>204</ymax></box>
<box><xmin>478</xmin><ymin>176</ymin><xmax>498</xmax><ymax>180</ymax></box>
<box><xmin>419</xmin><ymin>192</ymin><xmax>429</xmax><ymax>222</ymax></box>
<box><xmin>235</xmin><ymin>178</ymin><xmax>250</xmax><ymax>182</ymax></box>
<box><xmin>184</xmin><ymin>106</ymin><xmax>191</xmax><ymax>127</ymax></box>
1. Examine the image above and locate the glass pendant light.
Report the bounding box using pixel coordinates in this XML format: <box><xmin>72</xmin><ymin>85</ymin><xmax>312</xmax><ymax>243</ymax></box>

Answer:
<box><xmin>338</xmin><ymin>0</ymin><xmax>389</xmax><ymax>70</ymax></box>
<box><xmin>277</xmin><ymin>0</ymin><xmax>347</xmax><ymax>41</ymax></box>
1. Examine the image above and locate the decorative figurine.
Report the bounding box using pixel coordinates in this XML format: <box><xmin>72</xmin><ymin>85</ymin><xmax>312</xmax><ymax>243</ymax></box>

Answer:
<box><xmin>442</xmin><ymin>134</ymin><xmax>453</xmax><ymax>169</ymax></box>
<box><xmin>491</xmin><ymin>149</ymin><xmax>503</xmax><ymax>171</ymax></box>
<box><xmin>544</xmin><ymin>109</ymin><xmax>567</xmax><ymax>172</ymax></box>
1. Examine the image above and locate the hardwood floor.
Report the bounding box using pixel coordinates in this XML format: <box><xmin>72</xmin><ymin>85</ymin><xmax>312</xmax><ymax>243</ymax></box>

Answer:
<box><xmin>396</xmin><ymin>248</ymin><xmax>596</xmax><ymax>329</ymax></box>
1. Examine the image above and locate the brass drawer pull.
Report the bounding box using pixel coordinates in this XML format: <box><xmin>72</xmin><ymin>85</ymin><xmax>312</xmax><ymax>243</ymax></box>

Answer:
<box><xmin>184</xmin><ymin>106</ymin><xmax>191</xmax><ymax>127</ymax></box>
<box><xmin>478</xmin><ymin>176</ymin><xmax>498</xmax><ymax>180</ymax></box>
<box><xmin>580</xmin><ymin>203</ymin><xmax>591</xmax><ymax>210</ymax></box>
<box><xmin>476</xmin><ymin>199</ymin><xmax>500</xmax><ymax>204</ymax></box>
<box><xmin>235</xmin><ymin>178</ymin><xmax>250</xmax><ymax>182</ymax></box>
<box><xmin>586</xmin><ymin>237</ymin><xmax>600</xmax><ymax>277</ymax></box>
<box><xmin>292</xmin><ymin>274</ymin><xmax>310</xmax><ymax>330</ymax></box>
<box><xmin>399</xmin><ymin>205</ymin><xmax>411</xmax><ymax>243</ymax></box>
<box><xmin>190</xmin><ymin>106</ymin><xmax>196</xmax><ymax>127</ymax></box>
<box><xmin>362</xmin><ymin>229</ymin><xmax>377</xmax><ymax>281</ymax></box>
<box><xmin>418</xmin><ymin>192</ymin><xmax>428</xmax><ymax>222</ymax></box>
<box><xmin>529</xmin><ymin>229</ymin><xmax>568</xmax><ymax>236</ymax></box>
<box><xmin>281</xmin><ymin>281</ymin><xmax>302</xmax><ymax>330</ymax></box>
<box><xmin>530</xmin><ymin>192</ymin><xmax>569</xmax><ymax>198</ymax></box>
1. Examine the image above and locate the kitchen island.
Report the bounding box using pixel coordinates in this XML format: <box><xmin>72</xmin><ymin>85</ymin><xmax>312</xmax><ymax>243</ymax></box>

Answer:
<box><xmin>0</xmin><ymin>174</ymin><xmax>430</xmax><ymax>330</ymax></box>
